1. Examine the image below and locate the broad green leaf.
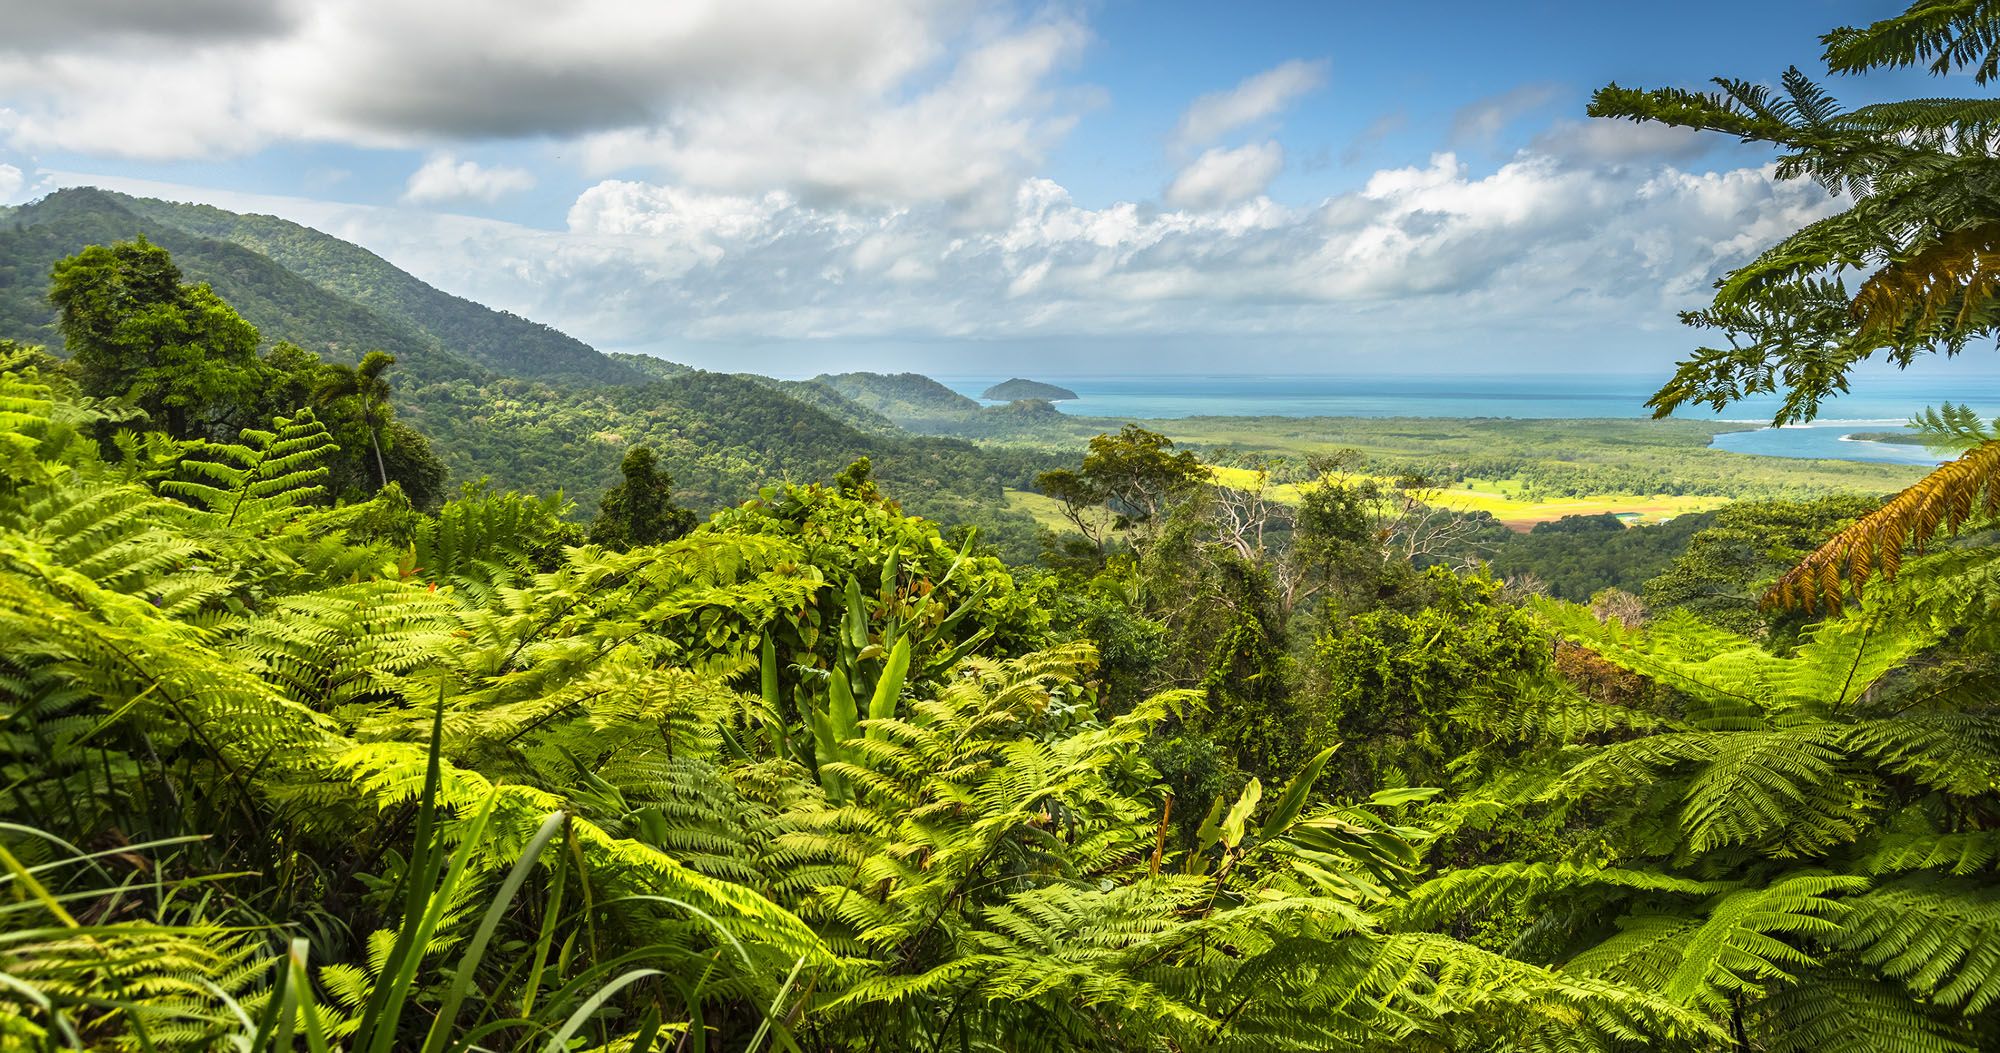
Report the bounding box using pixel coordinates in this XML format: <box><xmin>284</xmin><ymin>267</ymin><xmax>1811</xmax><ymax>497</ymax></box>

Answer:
<box><xmin>1222</xmin><ymin>778</ymin><xmax>1262</xmax><ymax>849</ymax></box>
<box><xmin>1260</xmin><ymin>746</ymin><xmax>1338</xmax><ymax>840</ymax></box>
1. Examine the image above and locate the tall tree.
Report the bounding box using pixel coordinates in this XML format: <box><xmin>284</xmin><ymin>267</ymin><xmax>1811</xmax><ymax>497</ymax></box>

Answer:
<box><xmin>47</xmin><ymin>237</ymin><xmax>261</xmax><ymax>438</ymax></box>
<box><xmin>590</xmin><ymin>445</ymin><xmax>697</xmax><ymax>549</ymax></box>
<box><xmin>1036</xmin><ymin>425</ymin><xmax>1206</xmax><ymax>556</ymax></box>
<box><xmin>316</xmin><ymin>350</ymin><xmax>397</xmax><ymax>489</ymax></box>
<box><xmin>1590</xmin><ymin>0</ymin><xmax>2000</xmax><ymax>606</ymax></box>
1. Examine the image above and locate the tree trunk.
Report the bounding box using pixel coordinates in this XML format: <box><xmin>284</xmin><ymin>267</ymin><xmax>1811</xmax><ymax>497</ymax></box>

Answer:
<box><xmin>368</xmin><ymin>414</ymin><xmax>389</xmax><ymax>491</ymax></box>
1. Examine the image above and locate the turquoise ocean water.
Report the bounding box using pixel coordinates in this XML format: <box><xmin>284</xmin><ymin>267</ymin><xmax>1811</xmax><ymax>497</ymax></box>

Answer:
<box><xmin>935</xmin><ymin>373</ymin><xmax>2000</xmax><ymax>466</ymax></box>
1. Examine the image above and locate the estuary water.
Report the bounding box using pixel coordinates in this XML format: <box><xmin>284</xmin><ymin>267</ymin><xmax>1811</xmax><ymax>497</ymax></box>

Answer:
<box><xmin>936</xmin><ymin>373</ymin><xmax>2000</xmax><ymax>466</ymax></box>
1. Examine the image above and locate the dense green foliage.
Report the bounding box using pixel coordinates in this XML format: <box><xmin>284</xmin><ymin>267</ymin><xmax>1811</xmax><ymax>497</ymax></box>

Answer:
<box><xmin>590</xmin><ymin>445</ymin><xmax>698</xmax><ymax>549</ymax></box>
<box><xmin>9</xmin><ymin>322</ymin><xmax>1999</xmax><ymax>1048</ymax></box>
<box><xmin>49</xmin><ymin>236</ymin><xmax>262</xmax><ymax>439</ymax></box>
<box><xmin>1486</xmin><ymin>512</ymin><xmax>1721</xmax><ymax>601</ymax></box>
<box><xmin>4</xmin><ymin>355</ymin><xmax>1743</xmax><ymax>1051</ymax></box>
<box><xmin>6</xmin><ymin>6</ymin><xmax>2000</xmax><ymax>1048</ymax></box>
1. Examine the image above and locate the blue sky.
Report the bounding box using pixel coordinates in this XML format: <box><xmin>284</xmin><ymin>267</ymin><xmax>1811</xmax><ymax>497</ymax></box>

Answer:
<box><xmin>0</xmin><ymin>0</ymin><xmax>1982</xmax><ymax>378</ymax></box>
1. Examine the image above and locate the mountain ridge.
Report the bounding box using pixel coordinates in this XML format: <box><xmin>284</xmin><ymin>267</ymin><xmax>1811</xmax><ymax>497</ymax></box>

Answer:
<box><xmin>0</xmin><ymin>188</ymin><xmax>1051</xmax><ymax>556</ymax></box>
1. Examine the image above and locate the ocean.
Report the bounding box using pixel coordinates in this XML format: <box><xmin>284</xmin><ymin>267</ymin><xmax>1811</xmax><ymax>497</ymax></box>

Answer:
<box><xmin>935</xmin><ymin>373</ymin><xmax>2000</xmax><ymax>466</ymax></box>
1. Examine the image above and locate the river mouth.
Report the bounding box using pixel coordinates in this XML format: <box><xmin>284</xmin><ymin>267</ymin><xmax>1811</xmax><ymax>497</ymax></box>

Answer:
<box><xmin>1707</xmin><ymin>420</ymin><xmax>1946</xmax><ymax>465</ymax></box>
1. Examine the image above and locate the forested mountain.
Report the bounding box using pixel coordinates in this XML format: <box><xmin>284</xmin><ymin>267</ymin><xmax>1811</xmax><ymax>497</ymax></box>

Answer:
<box><xmin>0</xmin><ymin>188</ymin><xmax>482</xmax><ymax>385</ymax></box>
<box><xmin>0</xmin><ymin>190</ymin><xmax>1052</xmax><ymax>550</ymax></box>
<box><xmin>813</xmin><ymin>370</ymin><xmax>982</xmax><ymax>419</ymax></box>
<box><xmin>115</xmin><ymin>192</ymin><xmax>642</xmax><ymax>385</ymax></box>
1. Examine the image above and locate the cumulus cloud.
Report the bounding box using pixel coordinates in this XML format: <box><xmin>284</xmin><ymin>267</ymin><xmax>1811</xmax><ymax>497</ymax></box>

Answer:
<box><xmin>571</xmin><ymin>20</ymin><xmax>1087</xmax><ymax>214</ymax></box>
<box><xmin>1451</xmin><ymin>83</ymin><xmax>1562</xmax><ymax>144</ymax></box>
<box><xmin>0</xmin><ymin>0</ymin><xmax>1084</xmax><ymax>211</ymax></box>
<box><xmin>0</xmin><ymin>164</ymin><xmax>23</xmax><ymax>203</ymax></box>
<box><xmin>42</xmin><ymin>139</ymin><xmax>1837</xmax><ymax>369</ymax></box>
<box><xmin>454</xmin><ymin>152</ymin><xmax>1831</xmax><ymax>354</ymax></box>
<box><xmin>1165</xmin><ymin>141</ymin><xmax>1284</xmax><ymax>209</ymax></box>
<box><xmin>1170</xmin><ymin>59</ymin><xmax>1326</xmax><ymax>152</ymax></box>
<box><xmin>402</xmin><ymin>155</ymin><xmax>536</xmax><ymax>204</ymax></box>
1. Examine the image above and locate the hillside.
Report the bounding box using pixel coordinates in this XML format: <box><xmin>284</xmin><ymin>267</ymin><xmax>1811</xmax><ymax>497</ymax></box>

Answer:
<box><xmin>813</xmin><ymin>371</ymin><xmax>981</xmax><ymax>419</ymax></box>
<box><xmin>115</xmin><ymin>192</ymin><xmax>644</xmax><ymax>386</ymax></box>
<box><xmin>0</xmin><ymin>189</ymin><xmax>1051</xmax><ymax>555</ymax></box>
<box><xmin>0</xmin><ymin>188</ymin><xmax>487</xmax><ymax>386</ymax></box>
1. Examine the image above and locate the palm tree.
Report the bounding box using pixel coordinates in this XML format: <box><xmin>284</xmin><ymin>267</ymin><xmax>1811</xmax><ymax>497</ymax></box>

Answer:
<box><xmin>1591</xmin><ymin>0</ymin><xmax>2000</xmax><ymax>608</ymax></box>
<box><xmin>318</xmin><ymin>350</ymin><xmax>396</xmax><ymax>490</ymax></box>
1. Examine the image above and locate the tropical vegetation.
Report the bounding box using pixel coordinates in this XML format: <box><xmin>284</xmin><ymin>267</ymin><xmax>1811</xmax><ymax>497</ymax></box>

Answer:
<box><xmin>3</xmin><ymin>2</ymin><xmax>2000</xmax><ymax>1049</ymax></box>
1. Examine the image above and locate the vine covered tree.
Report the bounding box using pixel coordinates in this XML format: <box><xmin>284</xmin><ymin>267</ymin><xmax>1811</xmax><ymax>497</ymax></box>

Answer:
<box><xmin>590</xmin><ymin>444</ymin><xmax>698</xmax><ymax>549</ymax></box>
<box><xmin>46</xmin><ymin>236</ymin><xmax>261</xmax><ymax>438</ymax></box>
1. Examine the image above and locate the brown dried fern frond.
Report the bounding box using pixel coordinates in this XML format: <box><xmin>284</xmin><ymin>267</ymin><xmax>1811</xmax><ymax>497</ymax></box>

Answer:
<box><xmin>1768</xmin><ymin>439</ymin><xmax>2000</xmax><ymax>611</ymax></box>
<box><xmin>1852</xmin><ymin>221</ymin><xmax>2000</xmax><ymax>344</ymax></box>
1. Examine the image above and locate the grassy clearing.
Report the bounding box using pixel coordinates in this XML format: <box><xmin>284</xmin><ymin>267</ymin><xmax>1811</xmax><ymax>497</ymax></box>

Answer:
<box><xmin>1004</xmin><ymin>488</ymin><xmax>1084</xmax><ymax>532</ymax></box>
<box><xmin>1203</xmin><ymin>465</ymin><xmax>1730</xmax><ymax>530</ymax></box>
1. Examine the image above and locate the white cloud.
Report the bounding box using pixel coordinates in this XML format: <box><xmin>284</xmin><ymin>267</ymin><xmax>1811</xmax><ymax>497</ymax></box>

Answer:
<box><xmin>43</xmin><ymin>138</ymin><xmax>1837</xmax><ymax>371</ymax></box>
<box><xmin>0</xmin><ymin>1</ymin><xmax>1084</xmax><ymax>213</ymax></box>
<box><xmin>571</xmin><ymin>20</ymin><xmax>1087</xmax><ymax>215</ymax></box>
<box><xmin>1451</xmin><ymin>83</ymin><xmax>1562</xmax><ymax>144</ymax></box>
<box><xmin>0</xmin><ymin>163</ymin><xmax>23</xmax><ymax>203</ymax></box>
<box><xmin>1165</xmin><ymin>141</ymin><xmax>1284</xmax><ymax>209</ymax></box>
<box><xmin>1170</xmin><ymin>59</ymin><xmax>1326</xmax><ymax>152</ymax></box>
<box><xmin>402</xmin><ymin>155</ymin><xmax>536</xmax><ymax>204</ymax></box>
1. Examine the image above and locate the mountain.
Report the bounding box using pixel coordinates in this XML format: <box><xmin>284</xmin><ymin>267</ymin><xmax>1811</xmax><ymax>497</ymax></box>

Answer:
<box><xmin>0</xmin><ymin>188</ymin><xmax>1054</xmax><ymax>558</ymax></box>
<box><xmin>0</xmin><ymin>188</ymin><xmax>643</xmax><ymax>385</ymax></box>
<box><xmin>982</xmin><ymin>378</ymin><xmax>1078</xmax><ymax>401</ymax></box>
<box><xmin>813</xmin><ymin>371</ymin><xmax>981</xmax><ymax>419</ymax></box>
<box><xmin>0</xmin><ymin>188</ymin><xmax>485</xmax><ymax>386</ymax></box>
<box><xmin>117</xmin><ymin>193</ymin><xmax>641</xmax><ymax>385</ymax></box>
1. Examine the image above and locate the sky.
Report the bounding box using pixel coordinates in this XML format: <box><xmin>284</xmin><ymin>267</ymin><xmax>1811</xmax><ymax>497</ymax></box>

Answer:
<box><xmin>0</xmin><ymin>0</ymin><xmax>1981</xmax><ymax>378</ymax></box>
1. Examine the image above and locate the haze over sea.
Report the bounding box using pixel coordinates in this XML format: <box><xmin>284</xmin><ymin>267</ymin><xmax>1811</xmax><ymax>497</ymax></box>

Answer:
<box><xmin>936</xmin><ymin>372</ymin><xmax>2000</xmax><ymax>466</ymax></box>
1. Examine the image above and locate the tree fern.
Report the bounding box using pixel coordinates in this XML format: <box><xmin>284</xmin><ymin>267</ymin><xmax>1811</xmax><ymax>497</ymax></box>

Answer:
<box><xmin>160</xmin><ymin>409</ymin><xmax>339</xmax><ymax>529</ymax></box>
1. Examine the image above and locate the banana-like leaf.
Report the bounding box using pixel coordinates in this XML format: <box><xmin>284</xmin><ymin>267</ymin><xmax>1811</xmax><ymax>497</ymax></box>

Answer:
<box><xmin>1260</xmin><ymin>745</ymin><xmax>1339</xmax><ymax>840</ymax></box>
<box><xmin>865</xmin><ymin>637</ymin><xmax>913</xmax><ymax>738</ymax></box>
<box><xmin>1221</xmin><ymin>778</ymin><xmax>1262</xmax><ymax>849</ymax></box>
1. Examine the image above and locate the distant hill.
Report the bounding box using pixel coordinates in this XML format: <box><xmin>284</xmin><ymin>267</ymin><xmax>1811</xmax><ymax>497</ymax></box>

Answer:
<box><xmin>0</xmin><ymin>188</ymin><xmax>487</xmax><ymax>386</ymax></box>
<box><xmin>604</xmin><ymin>351</ymin><xmax>694</xmax><ymax>381</ymax></box>
<box><xmin>740</xmin><ymin>375</ymin><xmax>899</xmax><ymax>435</ymax></box>
<box><xmin>0</xmin><ymin>189</ymin><xmax>1052</xmax><ymax>558</ymax></box>
<box><xmin>813</xmin><ymin>372</ymin><xmax>981</xmax><ymax>419</ymax></box>
<box><xmin>982</xmin><ymin>378</ymin><xmax>1078</xmax><ymax>401</ymax></box>
<box><xmin>109</xmin><ymin>191</ymin><xmax>644</xmax><ymax>386</ymax></box>
<box><xmin>809</xmin><ymin>370</ymin><xmax>1096</xmax><ymax>443</ymax></box>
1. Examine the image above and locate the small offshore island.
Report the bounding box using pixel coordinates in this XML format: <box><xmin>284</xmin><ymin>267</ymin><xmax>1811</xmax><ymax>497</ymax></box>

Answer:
<box><xmin>982</xmin><ymin>377</ymin><xmax>1079</xmax><ymax>401</ymax></box>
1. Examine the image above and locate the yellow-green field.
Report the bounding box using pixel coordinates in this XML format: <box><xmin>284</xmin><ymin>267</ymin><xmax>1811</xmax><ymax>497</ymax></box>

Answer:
<box><xmin>1202</xmin><ymin>466</ymin><xmax>1729</xmax><ymax>530</ymax></box>
<box><xmin>1003</xmin><ymin>487</ymin><xmax>1081</xmax><ymax>531</ymax></box>
<box><xmin>991</xmin><ymin>415</ymin><xmax>1925</xmax><ymax>536</ymax></box>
